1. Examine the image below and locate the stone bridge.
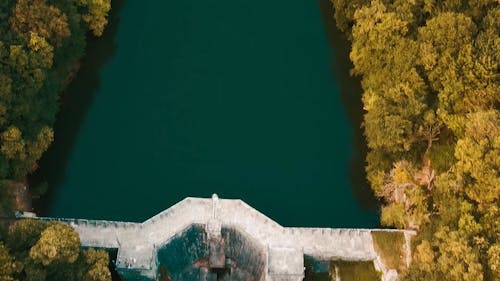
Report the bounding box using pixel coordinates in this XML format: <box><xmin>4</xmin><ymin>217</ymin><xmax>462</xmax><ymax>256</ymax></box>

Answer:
<box><xmin>31</xmin><ymin>195</ymin><xmax>415</xmax><ymax>281</ymax></box>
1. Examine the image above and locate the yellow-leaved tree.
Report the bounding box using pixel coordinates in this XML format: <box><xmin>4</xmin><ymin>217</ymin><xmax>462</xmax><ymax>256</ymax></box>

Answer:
<box><xmin>10</xmin><ymin>0</ymin><xmax>70</xmax><ymax>46</ymax></box>
<box><xmin>78</xmin><ymin>0</ymin><xmax>112</xmax><ymax>37</ymax></box>
<box><xmin>29</xmin><ymin>223</ymin><xmax>80</xmax><ymax>266</ymax></box>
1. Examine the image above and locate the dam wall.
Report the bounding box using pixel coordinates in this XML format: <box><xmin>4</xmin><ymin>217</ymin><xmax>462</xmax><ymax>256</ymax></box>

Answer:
<box><xmin>28</xmin><ymin>195</ymin><xmax>415</xmax><ymax>281</ymax></box>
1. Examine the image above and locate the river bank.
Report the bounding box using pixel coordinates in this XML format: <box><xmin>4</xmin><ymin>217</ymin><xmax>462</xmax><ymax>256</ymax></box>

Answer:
<box><xmin>8</xmin><ymin>181</ymin><xmax>32</xmax><ymax>212</ymax></box>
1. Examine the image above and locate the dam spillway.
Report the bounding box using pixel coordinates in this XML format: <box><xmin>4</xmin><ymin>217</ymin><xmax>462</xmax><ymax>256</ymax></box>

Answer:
<box><xmin>30</xmin><ymin>195</ymin><xmax>415</xmax><ymax>281</ymax></box>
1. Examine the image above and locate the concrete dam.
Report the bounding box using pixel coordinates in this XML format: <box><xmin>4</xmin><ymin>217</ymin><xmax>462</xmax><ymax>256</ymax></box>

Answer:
<box><xmin>32</xmin><ymin>195</ymin><xmax>415</xmax><ymax>281</ymax></box>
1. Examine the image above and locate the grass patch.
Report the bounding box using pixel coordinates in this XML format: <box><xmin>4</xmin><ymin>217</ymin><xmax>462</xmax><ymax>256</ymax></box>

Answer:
<box><xmin>332</xmin><ymin>261</ymin><xmax>381</xmax><ymax>281</ymax></box>
<box><xmin>371</xmin><ymin>231</ymin><xmax>406</xmax><ymax>271</ymax></box>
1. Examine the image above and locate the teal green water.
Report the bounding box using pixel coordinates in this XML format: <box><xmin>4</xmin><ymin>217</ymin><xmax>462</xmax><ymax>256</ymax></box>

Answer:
<box><xmin>36</xmin><ymin>0</ymin><xmax>378</xmax><ymax>227</ymax></box>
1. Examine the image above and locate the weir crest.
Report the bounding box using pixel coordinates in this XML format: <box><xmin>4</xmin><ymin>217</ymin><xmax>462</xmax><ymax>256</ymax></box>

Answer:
<box><xmin>25</xmin><ymin>195</ymin><xmax>415</xmax><ymax>281</ymax></box>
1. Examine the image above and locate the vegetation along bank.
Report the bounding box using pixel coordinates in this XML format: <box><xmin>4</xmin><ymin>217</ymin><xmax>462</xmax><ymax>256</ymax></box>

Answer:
<box><xmin>0</xmin><ymin>1</ymin><xmax>112</xmax><ymax>280</ymax></box>
<box><xmin>330</xmin><ymin>0</ymin><xmax>499</xmax><ymax>280</ymax></box>
<box><xmin>0</xmin><ymin>0</ymin><xmax>498</xmax><ymax>280</ymax></box>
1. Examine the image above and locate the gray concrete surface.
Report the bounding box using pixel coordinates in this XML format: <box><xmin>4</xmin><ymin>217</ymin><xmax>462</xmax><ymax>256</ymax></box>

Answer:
<box><xmin>31</xmin><ymin>195</ymin><xmax>415</xmax><ymax>280</ymax></box>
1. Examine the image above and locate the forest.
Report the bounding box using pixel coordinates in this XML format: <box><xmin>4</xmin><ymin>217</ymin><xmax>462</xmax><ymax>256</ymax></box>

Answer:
<box><xmin>0</xmin><ymin>0</ymin><xmax>498</xmax><ymax>280</ymax></box>
<box><xmin>0</xmin><ymin>0</ymin><xmax>112</xmax><ymax>280</ymax></box>
<box><xmin>331</xmin><ymin>0</ymin><xmax>499</xmax><ymax>280</ymax></box>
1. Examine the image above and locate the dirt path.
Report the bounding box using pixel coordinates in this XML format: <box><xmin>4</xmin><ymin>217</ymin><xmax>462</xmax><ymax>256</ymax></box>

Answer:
<box><xmin>9</xmin><ymin>181</ymin><xmax>32</xmax><ymax>212</ymax></box>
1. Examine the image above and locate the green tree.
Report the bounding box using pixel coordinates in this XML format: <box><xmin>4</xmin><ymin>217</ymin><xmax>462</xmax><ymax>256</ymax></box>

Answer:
<box><xmin>413</xmin><ymin>240</ymin><xmax>435</xmax><ymax>272</ymax></box>
<box><xmin>352</xmin><ymin>1</ymin><xmax>430</xmax><ymax>153</ymax></box>
<box><xmin>487</xmin><ymin>243</ymin><xmax>500</xmax><ymax>278</ymax></box>
<box><xmin>3</xmin><ymin>220</ymin><xmax>112</xmax><ymax>281</ymax></box>
<box><xmin>454</xmin><ymin>111</ymin><xmax>499</xmax><ymax>205</ymax></box>
<box><xmin>0</xmin><ymin>73</ymin><xmax>12</xmax><ymax>103</ymax></box>
<box><xmin>77</xmin><ymin>0</ymin><xmax>111</xmax><ymax>37</ymax></box>
<box><xmin>434</xmin><ymin>228</ymin><xmax>484</xmax><ymax>281</ymax></box>
<box><xmin>0</xmin><ymin>4</ymin><xmax>113</xmax><ymax>279</ymax></box>
<box><xmin>25</xmin><ymin>127</ymin><xmax>53</xmax><ymax>172</ymax></box>
<box><xmin>78</xmin><ymin>248</ymin><xmax>111</xmax><ymax>281</ymax></box>
<box><xmin>7</xmin><ymin>219</ymin><xmax>47</xmax><ymax>253</ymax></box>
<box><xmin>29</xmin><ymin>223</ymin><xmax>80</xmax><ymax>266</ymax></box>
<box><xmin>381</xmin><ymin>202</ymin><xmax>406</xmax><ymax>228</ymax></box>
<box><xmin>10</xmin><ymin>0</ymin><xmax>70</xmax><ymax>46</ymax></box>
<box><xmin>22</xmin><ymin>263</ymin><xmax>46</xmax><ymax>281</ymax></box>
<box><xmin>330</xmin><ymin>0</ymin><xmax>370</xmax><ymax>33</ymax></box>
<box><xmin>331</xmin><ymin>1</ymin><xmax>499</xmax><ymax>279</ymax></box>
<box><xmin>1</xmin><ymin>127</ymin><xmax>26</xmax><ymax>161</ymax></box>
<box><xmin>417</xmin><ymin>12</ymin><xmax>481</xmax><ymax>131</ymax></box>
<box><xmin>0</xmin><ymin>242</ymin><xmax>17</xmax><ymax>281</ymax></box>
<box><xmin>479</xmin><ymin>202</ymin><xmax>499</xmax><ymax>241</ymax></box>
<box><xmin>27</xmin><ymin>32</ymin><xmax>54</xmax><ymax>69</ymax></box>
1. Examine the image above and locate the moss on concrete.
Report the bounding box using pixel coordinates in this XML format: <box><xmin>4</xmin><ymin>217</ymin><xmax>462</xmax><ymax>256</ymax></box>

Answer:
<box><xmin>332</xmin><ymin>261</ymin><xmax>381</xmax><ymax>281</ymax></box>
<box><xmin>311</xmin><ymin>272</ymin><xmax>330</xmax><ymax>281</ymax></box>
<box><xmin>371</xmin><ymin>231</ymin><xmax>406</xmax><ymax>270</ymax></box>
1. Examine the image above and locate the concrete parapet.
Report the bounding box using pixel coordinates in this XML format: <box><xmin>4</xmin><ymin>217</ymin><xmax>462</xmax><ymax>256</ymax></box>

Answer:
<box><xmin>30</xmin><ymin>195</ymin><xmax>414</xmax><ymax>280</ymax></box>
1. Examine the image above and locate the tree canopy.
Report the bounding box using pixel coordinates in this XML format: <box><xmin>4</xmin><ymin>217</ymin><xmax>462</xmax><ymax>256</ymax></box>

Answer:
<box><xmin>0</xmin><ymin>0</ymin><xmax>111</xmax><ymax>184</ymax></box>
<box><xmin>2</xmin><ymin>220</ymin><xmax>111</xmax><ymax>281</ymax></box>
<box><xmin>331</xmin><ymin>0</ymin><xmax>499</xmax><ymax>279</ymax></box>
<box><xmin>0</xmin><ymin>0</ymin><xmax>112</xmax><ymax>279</ymax></box>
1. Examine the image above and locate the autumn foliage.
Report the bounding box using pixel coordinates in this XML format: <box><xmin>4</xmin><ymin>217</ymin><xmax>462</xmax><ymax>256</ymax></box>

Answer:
<box><xmin>0</xmin><ymin>220</ymin><xmax>111</xmax><ymax>281</ymax></box>
<box><xmin>0</xmin><ymin>0</ymin><xmax>110</xmax><ymax>180</ymax></box>
<box><xmin>0</xmin><ymin>0</ymin><xmax>111</xmax><ymax>279</ymax></box>
<box><xmin>331</xmin><ymin>0</ymin><xmax>499</xmax><ymax>280</ymax></box>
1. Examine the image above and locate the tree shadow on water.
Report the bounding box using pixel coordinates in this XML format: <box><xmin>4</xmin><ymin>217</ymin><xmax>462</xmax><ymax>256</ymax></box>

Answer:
<box><xmin>29</xmin><ymin>0</ymin><xmax>126</xmax><ymax>215</ymax></box>
<box><xmin>318</xmin><ymin>0</ymin><xmax>379</xmax><ymax>212</ymax></box>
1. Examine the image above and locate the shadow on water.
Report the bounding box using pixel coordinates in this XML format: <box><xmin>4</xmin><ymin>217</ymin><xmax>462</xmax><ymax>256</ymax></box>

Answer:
<box><xmin>318</xmin><ymin>0</ymin><xmax>379</xmax><ymax>212</ymax></box>
<box><xmin>29</xmin><ymin>0</ymin><xmax>126</xmax><ymax>215</ymax></box>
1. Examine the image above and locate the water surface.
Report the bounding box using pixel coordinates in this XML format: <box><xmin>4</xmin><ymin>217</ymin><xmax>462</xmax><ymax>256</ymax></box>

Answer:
<box><xmin>35</xmin><ymin>0</ymin><xmax>378</xmax><ymax>227</ymax></box>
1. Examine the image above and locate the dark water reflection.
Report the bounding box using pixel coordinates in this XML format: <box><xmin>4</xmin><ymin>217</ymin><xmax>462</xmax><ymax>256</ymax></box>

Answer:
<box><xmin>31</xmin><ymin>0</ymin><xmax>126</xmax><ymax>211</ymax></box>
<box><xmin>318</xmin><ymin>0</ymin><xmax>378</xmax><ymax>211</ymax></box>
<box><xmin>32</xmin><ymin>0</ymin><xmax>379</xmax><ymax>228</ymax></box>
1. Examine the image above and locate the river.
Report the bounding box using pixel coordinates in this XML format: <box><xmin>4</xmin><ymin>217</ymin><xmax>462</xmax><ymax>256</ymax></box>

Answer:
<box><xmin>33</xmin><ymin>0</ymin><xmax>378</xmax><ymax>228</ymax></box>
